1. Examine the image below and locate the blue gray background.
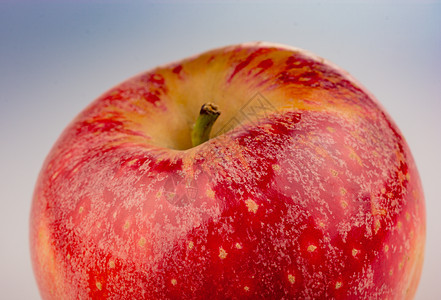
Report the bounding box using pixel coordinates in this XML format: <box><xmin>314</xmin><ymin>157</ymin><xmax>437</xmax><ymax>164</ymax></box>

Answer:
<box><xmin>1</xmin><ymin>1</ymin><xmax>440</xmax><ymax>299</ymax></box>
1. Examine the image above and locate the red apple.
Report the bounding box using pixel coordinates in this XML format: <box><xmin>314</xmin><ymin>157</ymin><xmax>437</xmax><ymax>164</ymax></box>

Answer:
<box><xmin>30</xmin><ymin>42</ymin><xmax>425</xmax><ymax>299</ymax></box>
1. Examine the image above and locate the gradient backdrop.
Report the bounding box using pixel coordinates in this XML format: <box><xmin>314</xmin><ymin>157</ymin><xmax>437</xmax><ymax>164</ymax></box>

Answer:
<box><xmin>1</xmin><ymin>1</ymin><xmax>440</xmax><ymax>299</ymax></box>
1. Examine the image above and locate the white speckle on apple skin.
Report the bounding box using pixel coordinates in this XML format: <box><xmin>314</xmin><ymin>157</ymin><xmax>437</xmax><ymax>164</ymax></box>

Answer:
<box><xmin>245</xmin><ymin>199</ymin><xmax>259</xmax><ymax>213</ymax></box>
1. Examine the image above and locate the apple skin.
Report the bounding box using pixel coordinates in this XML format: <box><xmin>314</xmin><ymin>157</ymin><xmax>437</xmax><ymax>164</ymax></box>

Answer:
<box><xmin>30</xmin><ymin>42</ymin><xmax>425</xmax><ymax>299</ymax></box>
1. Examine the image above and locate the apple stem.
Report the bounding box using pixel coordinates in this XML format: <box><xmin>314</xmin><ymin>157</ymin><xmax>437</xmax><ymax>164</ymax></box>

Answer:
<box><xmin>191</xmin><ymin>103</ymin><xmax>221</xmax><ymax>147</ymax></box>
